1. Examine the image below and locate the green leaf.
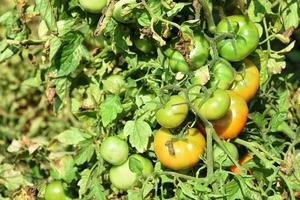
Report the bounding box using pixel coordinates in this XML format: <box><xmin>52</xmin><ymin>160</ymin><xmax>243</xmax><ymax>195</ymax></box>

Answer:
<box><xmin>178</xmin><ymin>181</ymin><xmax>198</xmax><ymax>200</ymax></box>
<box><xmin>248</xmin><ymin>0</ymin><xmax>272</xmax><ymax>22</ymax></box>
<box><xmin>75</xmin><ymin>140</ymin><xmax>95</xmax><ymax>165</ymax></box>
<box><xmin>35</xmin><ymin>0</ymin><xmax>57</xmax><ymax>31</ymax></box>
<box><xmin>51</xmin><ymin>32</ymin><xmax>89</xmax><ymax>76</ymax></box>
<box><xmin>129</xmin><ymin>157</ymin><xmax>143</xmax><ymax>173</ymax></box>
<box><xmin>166</xmin><ymin>3</ymin><xmax>190</xmax><ymax>17</ymax></box>
<box><xmin>100</xmin><ymin>95</ymin><xmax>123</xmax><ymax>127</ymax></box>
<box><xmin>280</xmin><ymin>0</ymin><xmax>299</xmax><ymax>29</ymax></box>
<box><xmin>51</xmin><ymin>77</ymin><xmax>70</xmax><ymax>101</ymax></box>
<box><xmin>249</xmin><ymin>112</ymin><xmax>267</xmax><ymax>129</ymax></box>
<box><xmin>78</xmin><ymin>168</ymin><xmax>91</xmax><ymax>198</ymax></box>
<box><xmin>127</xmin><ymin>189</ymin><xmax>143</xmax><ymax>200</ymax></box>
<box><xmin>56</xmin><ymin>127</ymin><xmax>89</xmax><ymax>145</ymax></box>
<box><xmin>50</xmin><ymin>155</ymin><xmax>77</xmax><ymax>183</ymax></box>
<box><xmin>88</xmin><ymin>177</ymin><xmax>106</xmax><ymax>200</ymax></box>
<box><xmin>124</xmin><ymin>119</ymin><xmax>152</xmax><ymax>153</ymax></box>
<box><xmin>0</xmin><ymin>164</ymin><xmax>29</xmax><ymax>191</ymax></box>
<box><xmin>49</xmin><ymin>37</ymin><xmax>62</xmax><ymax>60</ymax></box>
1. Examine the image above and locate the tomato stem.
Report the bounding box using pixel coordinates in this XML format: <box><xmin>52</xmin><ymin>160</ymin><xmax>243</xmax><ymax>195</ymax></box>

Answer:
<box><xmin>198</xmin><ymin>0</ymin><xmax>216</xmax><ymax>33</ymax></box>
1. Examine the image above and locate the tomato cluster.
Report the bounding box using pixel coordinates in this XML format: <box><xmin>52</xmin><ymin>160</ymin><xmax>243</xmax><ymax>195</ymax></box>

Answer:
<box><xmin>152</xmin><ymin>16</ymin><xmax>260</xmax><ymax>171</ymax></box>
<box><xmin>100</xmin><ymin>136</ymin><xmax>153</xmax><ymax>190</ymax></box>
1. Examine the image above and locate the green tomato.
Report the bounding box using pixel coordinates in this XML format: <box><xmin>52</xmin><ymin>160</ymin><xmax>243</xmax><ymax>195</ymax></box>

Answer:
<box><xmin>195</xmin><ymin>89</ymin><xmax>230</xmax><ymax>120</ymax></box>
<box><xmin>102</xmin><ymin>74</ymin><xmax>125</xmax><ymax>94</ymax></box>
<box><xmin>164</xmin><ymin>33</ymin><xmax>209</xmax><ymax>73</ymax></box>
<box><xmin>45</xmin><ymin>181</ymin><xmax>66</xmax><ymax>200</ymax></box>
<box><xmin>156</xmin><ymin>95</ymin><xmax>189</xmax><ymax>128</ymax></box>
<box><xmin>213</xmin><ymin>142</ymin><xmax>239</xmax><ymax>168</ymax></box>
<box><xmin>100</xmin><ymin>136</ymin><xmax>129</xmax><ymax>165</ymax></box>
<box><xmin>209</xmin><ymin>59</ymin><xmax>236</xmax><ymax>90</ymax></box>
<box><xmin>165</xmin><ymin>48</ymin><xmax>190</xmax><ymax>73</ymax></box>
<box><xmin>113</xmin><ymin>0</ymin><xmax>137</xmax><ymax>23</ymax></box>
<box><xmin>216</xmin><ymin>15</ymin><xmax>259</xmax><ymax>62</ymax></box>
<box><xmin>109</xmin><ymin>154</ymin><xmax>153</xmax><ymax>190</ymax></box>
<box><xmin>79</xmin><ymin>0</ymin><xmax>108</xmax><ymax>14</ymax></box>
<box><xmin>133</xmin><ymin>36</ymin><xmax>155</xmax><ymax>53</ymax></box>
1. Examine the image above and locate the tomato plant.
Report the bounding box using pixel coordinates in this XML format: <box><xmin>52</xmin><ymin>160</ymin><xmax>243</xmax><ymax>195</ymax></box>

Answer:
<box><xmin>154</xmin><ymin>128</ymin><xmax>206</xmax><ymax>170</ymax></box>
<box><xmin>213</xmin><ymin>141</ymin><xmax>239</xmax><ymax>168</ymax></box>
<box><xmin>1</xmin><ymin>0</ymin><xmax>300</xmax><ymax>199</ymax></box>
<box><xmin>79</xmin><ymin>0</ymin><xmax>108</xmax><ymax>14</ymax></box>
<box><xmin>109</xmin><ymin>154</ymin><xmax>153</xmax><ymax>190</ymax></box>
<box><xmin>100</xmin><ymin>136</ymin><xmax>129</xmax><ymax>165</ymax></box>
<box><xmin>45</xmin><ymin>181</ymin><xmax>66</xmax><ymax>200</ymax></box>
<box><xmin>212</xmin><ymin>90</ymin><xmax>248</xmax><ymax>139</ymax></box>
<box><xmin>156</xmin><ymin>95</ymin><xmax>189</xmax><ymax>128</ymax></box>
<box><xmin>195</xmin><ymin>89</ymin><xmax>231</xmax><ymax>120</ymax></box>
<box><xmin>216</xmin><ymin>15</ymin><xmax>259</xmax><ymax>62</ymax></box>
<box><xmin>231</xmin><ymin>59</ymin><xmax>260</xmax><ymax>102</ymax></box>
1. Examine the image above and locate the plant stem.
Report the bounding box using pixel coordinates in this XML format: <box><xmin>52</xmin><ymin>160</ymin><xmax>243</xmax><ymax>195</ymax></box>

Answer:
<box><xmin>198</xmin><ymin>0</ymin><xmax>216</xmax><ymax>33</ymax></box>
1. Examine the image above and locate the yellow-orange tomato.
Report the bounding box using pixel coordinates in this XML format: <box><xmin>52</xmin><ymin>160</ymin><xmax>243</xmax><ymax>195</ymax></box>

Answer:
<box><xmin>212</xmin><ymin>91</ymin><xmax>248</xmax><ymax>139</ymax></box>
<box><xmin>154</xmin><ymin>128</ymin><xmax>206</xmax><ymax>170</ymax></box>
<box><xmin>231</xmin><ymin>59</ymin><xmax>260</xmax><ymax>102</ymax></box>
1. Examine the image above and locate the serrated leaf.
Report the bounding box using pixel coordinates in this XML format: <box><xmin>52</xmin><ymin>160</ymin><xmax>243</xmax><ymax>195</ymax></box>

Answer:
<box><xmin>88</xmin><ymin>177</ymin><xmax>106</xmax><ymax>200</ymax></box>
<box><xmin>280</xmin><ymin>0</ymin><xmax>299</xmax><ymax>29</ymax></box>
<box><xmin>124</xmin><ymin>119</ymin><xmax>152</xmax><ymax>152</ymax></box>
<box><xmin>56</xmin><ymin>127</ymin><xmax>88</xmax><ymax>145</ymax></box>
<box><xmin>35</xmin><ymin>0</ymin><xmax>57</xmax><ymax>31</ymax></box>
<box><xmin>100</xmin><ymin>95</ymin><xmax>123</xmax><ymax>127</ymax></box>
<box><xmin>166</xmin><ymin>3</ymin><xmax>190</xmax><ymax>17</ymax></box>
<box><xmin>50</xmin><ymin>155</ymin><xmax>77</xmax><ymax>183</ymax></box>
<box><xmin>75</xmin><ymin>140</ymin><xmax>95</xmax><ymax>165</ymax></box>
<box><xmin>49</xmin><ymin>37</ymin><xmax>62</xmax><ymax>60</ymax></box>
<box><xmin>78</xmin><ymin>168</ymin><xmax>92</xmax><ymax>198</ymax></box>
<box><xmin>248</xmin><ymin>0</ymin><xmax>272</xmax><ymax>22</ymax></box>
<box><xmin>178</xmin><ymin>182</ymin><xmax>198</xmax><ymax>199</ymax></box>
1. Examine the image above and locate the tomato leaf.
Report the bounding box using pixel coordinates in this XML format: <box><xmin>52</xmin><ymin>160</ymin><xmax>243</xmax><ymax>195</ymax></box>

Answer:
<box><xmin>50</xmin><ymin>155</ymin><xmax>77</xmax><ymax>183</ymax></box>
<box><xmin>248</xmin><ymin>0</ymin><xmax>272</xmax><ymax>22</ymax></box>
<box><xmin>35</xmin><ymin>0</ymin><xmax>57</xmax><ymax>32</ymax></box>
<box><xmin>75</xmin><ymin>140</ymin><xmax>95</xmax><ymax>165</ymax></box>
<box><xmin>100</xmin><ymin>95</ymin><xmax>123</xmax><ymax>127</ymax></box>
<box><xmin>280</xmin><ymin>0</ymin><xmax>299</xmax><ymax>29</ymax></box>
<box><xmin>124</xmin><ymin>119</ymin><xmax>152</xmax><ymax>153</ymax></box>
<box><xmin>56</xmin><ymin>127</ymin><xmax>89</xmax><ymax>145</ymax></box>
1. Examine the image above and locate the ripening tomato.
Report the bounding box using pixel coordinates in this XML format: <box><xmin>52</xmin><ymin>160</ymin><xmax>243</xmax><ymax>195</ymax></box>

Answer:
<box><xmin>156</xmin><ymin>95</ymin><xmax>189</xmax><ymax>128</ymax></box>
<box><xmin>230</xmin><ymin>153</ymin><xmax>254</xmax><ymax>174</ymax></box>
<box><xmin>231</xmin><ymin>59</ymin><xmax>260</xmax><ymax>102</ymax></box>
<box><xmin>212</xmin><ymin>90</ymin><xmax>248</xmax><ymax>139</ymax></box>
<box><xmin>154</xmin><ymin>128</ymin><xmax>206</xmax><ymax>170</ymax></box>
<box><xmin>45</xmin><ymin>181</ymin><xmax>66</xmax><ymax>200</ymax></box>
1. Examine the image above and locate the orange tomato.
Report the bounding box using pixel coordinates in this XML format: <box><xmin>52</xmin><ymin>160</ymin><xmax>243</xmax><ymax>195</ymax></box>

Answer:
<box><xmin>230</xmin><ymin>153</ymin><xmax>254</xmax><ymax>174</ymax></box>
<box><xmin>154</xmin><ymin>128</ymin><xmax>206</xmax><ymax>170</ymax></box>
<box><xmin>212</xmin><ymin>91</ymin><xmax>248</xmax><ymax>139</ymax></box>
<box><xmin>231</xmin><ymin>59</ymin><xmax>260</xmax><ymax>102</ymax></box>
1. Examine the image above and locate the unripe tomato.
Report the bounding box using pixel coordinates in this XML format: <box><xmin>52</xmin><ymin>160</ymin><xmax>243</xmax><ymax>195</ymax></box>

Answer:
<box><xmin>45</xmin><ymin>181</ymin><xmax>66</xmax><ymax>200</ymax></box>
<box><xmin>213</xmin><ymin>142</ymin><xmax>239</xmax><ymax>168</ymax></box>
<box><xmin>154</xmin><ymin>128</ymin><xmax>206</xmax><ymax>170</ymax></box>
<box><xmin>100</xmin><ymin>136</ymin><xmax>129</xmax><ymax>165</ymax></box>
<box><xmin>231</xmin><ymin>59</ymin><xmax>260</xmax><ymax>102</ymax></box>
<box><xmin>156</xmin><ymin>95</ymin><xmax>189</xmax><ymax>128</ymax></box>
<box><xmin>216</xmin><ymin>15</ymin><xmax>259</xmax><ymax>62</ymax></box>
<box><xmin>195</xmin><ymin>89</ymin><xmax>231</xmax><ymax>120</ymax></box>
<box><xmin>109</xmin><ymin>154</ymin><xmax>153</xmax><ymax>190</ymax></box>
<box><xmin>164</xmin><ymin>33</ymin><xmax>209</xmax><ymax>73</ymax></box>
<box><xmin>133</xmin><ymin>36</ymin><xmax>155</xmax><ymax>53</ymax></box>
<box><xmin>113</xmin><ymin>0</ymin><xmax>137</xmax><ymax>23</ymax></box>
<box><xmin>209</xmin><ymin>59</ymin><xmax>236</xmax><ymax>90</ymax></box>
<box><xmin>79</xmin><ymin>0</ymin><xmax>108</xmax><ymax>14</ymax></box>
<box><xmin>212</xmin><ymin>91</ymin><xmax>248</xmax><ymax>139</ymax></box>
